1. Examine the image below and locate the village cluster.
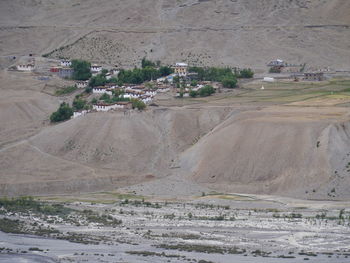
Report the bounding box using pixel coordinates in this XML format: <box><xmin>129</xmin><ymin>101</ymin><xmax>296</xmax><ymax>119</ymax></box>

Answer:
<box><xmin>14</xmin><ymin>59</ymin><xmax>203</xmax><ymax>119</ymax></box>
<box><xmin>13</xmin><ymin>57</ymin><xmax>331</xmax><ymax>121</ymax></box>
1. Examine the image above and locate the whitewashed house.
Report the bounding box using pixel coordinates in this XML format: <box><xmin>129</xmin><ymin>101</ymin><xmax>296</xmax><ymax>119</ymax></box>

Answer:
<box><xmin>60</xmin><ymin>60</ymin><xmax>72</xmax><ymax>67</ymax></box>
<box><xmin>93</xmin><ymin>102</ymin><xmax>131</xmax><ymax>112</ymax></box>
<box><xmin>91</xmin><ymin>65</ymin><xmax>102</xmax><ymax>73</ymax></box>
<box><xmin>92</xmin><ymin>86</ymin><xmax>113</xmax><ymax>95</ymax></box>
<box><xmin>112</xmin><ymin>68</ymin><xmax>120</xmax><ymax>76</ymax></box>
<box><xmin>263</xmin><ymin>77</ymin><xmax>275</xmax><ymax>82</ymax></box>
<box><xmin>140</xmin><ymin>95</ymin><xmax>152</xmax><ymax>104</ymax></box>
<box><xmin>17</xmin><ymin>64</ymin><xmax>34</xmax><ymax>71</ymax></box>
<box><xmin>156</xmin><ymin>86</ymin><xmax>170</xmax><ymax>93</ymax></box>
<box><xmin>105</xmin><ymin>83</ymin><xmax>117</xmax><ymax>89</ymax></box>
<box><xmin>73</xmin><ymin>110</ymin><xmax>88</xmax><ymax>118</ymax></box>
<box><xmin>105</xmin><ymin>73</ymin><xmax>112</xmax><ymax>80</ymax></box>
<box><xmin>123</xmin><ymin>90</ymin><xmax>144</xmax><ymax>99</ymax></box>
<box><xmin>75</xmin><ymin>81</ymin><xmax>89</xmax><ymax>89</ymax></box>
<box><xmin>145</xmin><ymin>89</ymin><xmax>157</xmax><ymax>96</ymax></box>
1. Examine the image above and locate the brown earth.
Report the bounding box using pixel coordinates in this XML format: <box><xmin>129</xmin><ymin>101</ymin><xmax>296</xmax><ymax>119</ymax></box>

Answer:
<box><xmin>0</xmin><ymin>0</ymin><xmax>350</xmax><ymax>70</ymax></box>
<box><xmin>0</xmin><ymin>1</ymin><xmax>350</xmax><ymax>199</ymax></box>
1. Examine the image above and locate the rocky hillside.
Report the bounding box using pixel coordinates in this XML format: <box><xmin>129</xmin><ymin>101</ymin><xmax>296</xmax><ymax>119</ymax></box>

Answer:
<box><xmin>1</xmin><ymin>0</ymin><xmax>350</xmax><ymax>70</ymax></box>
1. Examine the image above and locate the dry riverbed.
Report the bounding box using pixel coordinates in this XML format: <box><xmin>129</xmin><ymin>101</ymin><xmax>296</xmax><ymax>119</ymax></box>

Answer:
<box><xmin>0</xmin><ymin>194</ymin><xmax>350</xmax><ymax>263</ymax></box>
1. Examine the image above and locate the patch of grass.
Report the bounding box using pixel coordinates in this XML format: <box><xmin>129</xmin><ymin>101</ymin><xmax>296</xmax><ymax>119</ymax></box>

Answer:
<box><xmin>126</xmin><ymin>251</ymin><xmax>181</xmax><ymax>258</ymax></box>
<box><xmin>0</xmin><ymin>218</ymin><xmax>25</xmax><ymax>234</ymax></box>
<box><xmin>55</xmin><ymin>86</ymin><xmax>77</xmax><ymax>96</ymax></box>
<box><xmin>0</xmin><ymin>196</ymin><xmax>72</xmax><ymax>216</ymax></box>
<box><xmin>156</xmin><ymin>244</ymin><xmax>246</xmax><ymax>254</ymax></box>
<box><xmin>80</xmin><ymin>209</ymin><xmax>122</xmax><ymax>227</ymax></box>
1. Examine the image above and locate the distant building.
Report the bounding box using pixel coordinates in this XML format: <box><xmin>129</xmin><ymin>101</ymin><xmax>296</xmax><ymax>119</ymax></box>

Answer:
<box><xmin>91</xmin><ymin>65</ymin><xmax>102</xmax><ymax>73</ymax></box>
<box><xmin>186</xmin><ymin>72</ymin><xmax>199</xmax><ymax>81</ymax></box>
<box><xmin>75</xmin><ymin>81</ymin><xmax>89</xmax><ymax>89</ymax></box>
<box><xmin>93</xmin><ymin>86</ymin><xmax>113</xmax><ymax>95</ymax></box>
<box><xmin>60</xmin><ymin>60</ymin><xmax>72</xmax><ymax>67</ymax></box>
<box><xmin>263</xmin><ymin>77</ymin><xmax>275</xmax><ymax>82</ymax></box>
<box><xmin>93</xmin><ymin>101</ymin><xmax>132</xmax><ymax>112</ymax></box>
<box><xmin>73</xmin><ymin>110</ymin><xmax>88</xmax><ymax>119</ymax></box>
<box><xmin>105</xmin><ymin>83</ymin><xmax>117</xmax><ymax>89</ymax></box>
<box><xmin>173</xmin><ymin>62</ymin><xmax>188</xmax><ymax>77</ymax></box>
<box><xmin>50</xmin><ymin>67</ymin><xmax>60</xmax><ymax>73</ymax></box>
<box><xmin>303</xmin><ymin>72</ymin><xmax>325</xmax><ymax>81</ymax></box>
<box><xmin>16</xmin><ymin>64</ymin><xmax>34</xmax><ymax>71</ymax></box>
<box><xmin>268</xmin><ymin>59</ymin><xmax>285</xmax><ymax>67</ymax></box>
<box><xmin>58</xmin><ymin>67</ymin><xmax>74</xmax><ymax>78</ymax></box>
<box><xmin>111</xmin><ymin>68</ymin><xmax>120</xmax><ymax>76</ymax></box>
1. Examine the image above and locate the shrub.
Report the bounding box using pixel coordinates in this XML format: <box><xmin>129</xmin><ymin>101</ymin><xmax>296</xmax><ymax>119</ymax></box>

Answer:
<box><xmin>221</xmin><ymin>77</ymin><xmax>237</xmax><ymax>88</ymax></box>
<box><xmin>237</xmin><ymin>68</ymin><xmax>254</xmax><ymax>78</ymax></box>
<box><xmin>199</xmin><ymin>85</ymin><xmax>215</xmax><ymax>96</ymax></box>
<box><xmin>189</xmin><ymin>90</ymin><xmax>198</xmax><ymax>97</ymax></box>
<box><xmin>269</xmin><ymin>67</ymin><xmax>281</xmax><ymax>73</ymax></box>
<box><xmin>131</xmin><ymin>99</ymin><xmax>146</xmax><ymax>111</ymax></box>
<box><xmin>72</xmin><ymin>98</ymin><xmax>87</xmax><ymax>111</ymax></box>
<box><xmin>190</xmin><ymin>80</ymin><xmax>198</xmax><ymax>87</ymax></box>
<box><xmin>50</xmin><ymin>102</ymin><xmax>73</xmax><ymax>122</ymax></box>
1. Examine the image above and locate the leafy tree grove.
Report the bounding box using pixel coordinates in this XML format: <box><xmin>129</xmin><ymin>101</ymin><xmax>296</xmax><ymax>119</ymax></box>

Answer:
<box><xmin>71</xmin><ymin>59</ymin><xmax>91</xmax><ymax>80</ymax></box>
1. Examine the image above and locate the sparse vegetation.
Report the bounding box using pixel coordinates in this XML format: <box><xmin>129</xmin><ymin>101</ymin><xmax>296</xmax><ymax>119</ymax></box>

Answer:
<box><xmin>55</xmin><ymin>85</ymin><xmax>77</xmax><ymax>96</ymax></box>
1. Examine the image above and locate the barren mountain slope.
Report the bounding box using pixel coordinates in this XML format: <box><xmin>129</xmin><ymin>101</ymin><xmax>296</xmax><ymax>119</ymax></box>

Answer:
<box><xmin>179</xmin><ymin>106</ymin><xmax>350</xmax><ymax>199</ymax></box>
<box><xmin>1</xmin><ymin>0</ymin><xmax>349</xmax><ymax>70</ymax></box>
<box><xmin>0</xmin><ymin>71</ymin><xmax>59</xmax><ymax>148</ymax></box>
<box><xmin>0</xmin><ymin>106</ymin><xmax>231</xmax><ymax>195</ymax></box>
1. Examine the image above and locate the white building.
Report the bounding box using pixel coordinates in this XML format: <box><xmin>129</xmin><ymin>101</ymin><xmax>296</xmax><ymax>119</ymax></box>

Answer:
<box><xmin>73</xmin><ymin>110</ymin><xmax>88</xmax><ymax>118</ymax></box>
<box><xmin>173</xmin><ymin>63</ymin><xmax>188</xmax><ymax>77</ymax></box>
<box><xmin>60</xmin><ymin>60</ymin><xmax>72</xmax><ymax>67</ymax></box>
<box><xmin>105</xmin><ymin>73</ymin><xmax>112</xmax><ymax>80</ymax></box>
<box><xmin>123</xmin><ymin>90</ymin><xmax>144</xmax><ymax>99</ymax></box>
<box><xmin>105</xmin><ymin>83</ymin><xmax>117</xmax><ymax>89</ymax></box>
<box><xmin>92</xmin><ymin>86</ymin><xmax>113</xmax><ymax>95</ymax></box>
<box><xmin>91</xmin><ymin>65</ymin><xmax>102</xmax><ymax>73</ymax></box>
<box><xmin>93</xmin><ymin>102</ymin><xmax>131</xmax><ymax>112</ymax></box>
<box><xmin>263</xmin><ymin>77</ymin><xmax>275</xmax><ymax>82</ymax></box>
<box><xmin>268</xmin><ymin>59</ymin><xmax>285</xmax><ymax>67</ymax></box>
<box><xmin>16</xmin><ymin>64</ymin><xmax>34</xmax><ymax>71</ymax></box>
<box><xmin>157</xmin><ymin>86</ymin><xmax>170</xmax><ymax>93</ymax></box>
<box><xmin>140</xmin><ymin>95</ymin><xmax>152</xmax><ymax>104</ymax></box>
<box><xmin>112</xmin><ymin>68</ymin><xmax>120</xmax><ymax>76</ymax></box>
<box><xmin>75</xmin><ymin>81</ymin><xmax>89</xmax><ymax>89</ymax></box>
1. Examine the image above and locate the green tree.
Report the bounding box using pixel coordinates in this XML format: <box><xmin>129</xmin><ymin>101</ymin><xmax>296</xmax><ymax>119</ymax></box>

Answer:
<box><xmin>159</xmin><ymin>66</ymin><xmax>173</xmax><ymax>76</ymax></box>
<box><xmin>50</xmin><ymin>102</ymin><xmax>73</xmax><ymax>122</ymax></box>
<box><xmin>173</xmin><ymin>76</ymin><xmax>180</xmax><ymax>84</ymax></box>
<box><xmin>221</xmin><ymin>77</ymin><xmax>237</xmax><ymax>88</ymax></box>
<box><xmin>199</xmin><ymin>85</ymin><xmax>215</xmax><ymax>97</ymax></box>
<box><xmin>89</xmin><ymin>73</ymin><xmax>107</xmax><ymax>87</ymax></box>
<box><xmin>100</xmin><ymin>93</ymin><xmax>111</xmax><ymax>102</ymax></box>
<box><xmin>238</xmin><ymin>68</ymin><xmax>254</xmax><ymax>78</ymax></box>
<box><xmin>85</xmin><ymin>87</ymin><xmax>92</xmax><ymax>93</ymax></box>
<box><xmin>71</xmin><ymin>59</ymin><xmax>91</xmax><ymax>80</ymax></box>
<box><xmin>141</xmin><ymin>57</ymin><xmax>155</xmax><ymax>68</ymax></box>
<box><xmin>72</xmin><ymin>98</ymin><xmax>86</xmax><ymax>111</ymax></box>
<box><xmin>190</xmin><ymin>80</ymin><xmax>198</xmax><ymax>87</ymax></box>
<box><xmin>131</xmin><ymin>99</ymin><xmax>146</xmax><ymax>110</ymax></box>
<box><xmin>189</xmin><ymin>89</ymin><xmax>198</xmax><ymax>97</ymax></box>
